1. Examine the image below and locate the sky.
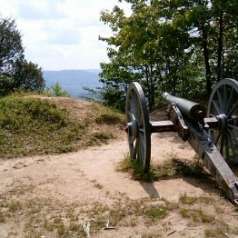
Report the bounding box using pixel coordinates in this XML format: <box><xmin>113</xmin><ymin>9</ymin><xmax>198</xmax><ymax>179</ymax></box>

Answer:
<box><xmin>0</xmin><ymin>0</ymin><xmax>130</xmax><ymax>71</ymax></box>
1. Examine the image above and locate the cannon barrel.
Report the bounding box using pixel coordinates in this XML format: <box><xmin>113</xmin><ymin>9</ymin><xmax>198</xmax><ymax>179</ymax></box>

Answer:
<box><xmin>163</xmin><ymin>92</ymin><xmax>206</xmax><ymax>121</ymax></box>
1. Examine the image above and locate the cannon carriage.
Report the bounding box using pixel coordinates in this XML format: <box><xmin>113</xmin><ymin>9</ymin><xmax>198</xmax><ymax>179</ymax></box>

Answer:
<box><xmin>126</xmin><ymin>78</ymin><xmax>238</xmax><ymax>204</ymax></box>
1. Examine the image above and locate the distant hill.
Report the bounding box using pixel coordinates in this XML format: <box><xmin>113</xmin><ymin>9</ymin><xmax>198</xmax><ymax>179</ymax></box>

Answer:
<box><xmin>43</xmin><ymin>69</ymin><xmax>101</xmax><ymax>98</ymax></box>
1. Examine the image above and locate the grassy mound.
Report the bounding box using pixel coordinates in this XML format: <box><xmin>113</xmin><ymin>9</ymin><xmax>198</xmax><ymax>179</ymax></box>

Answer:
<box><xmin>0</xmin><ymin>96</ymin><xmax>124</xmax><ymax>158</ymax></box>
<box><xmin>0</xmin><ymin>96</ymin><xmax>84</xmax><ymax>158</ymax></box>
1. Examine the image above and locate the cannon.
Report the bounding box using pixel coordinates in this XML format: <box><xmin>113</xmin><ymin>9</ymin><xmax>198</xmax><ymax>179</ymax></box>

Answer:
<box><xmin>126</xmin><ymin>78</ymin><xmax>238</xmax><ymax>204</ymax></box>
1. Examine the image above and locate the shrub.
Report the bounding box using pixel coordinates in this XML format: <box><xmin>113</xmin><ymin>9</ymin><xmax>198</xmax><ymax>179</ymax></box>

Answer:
<box><xmin>0</xmin><ymin>75</ymin><xmax>15</xmax><ymax>96</ymax></box>
<box><xmin>49</xmin><ymin>82</ymin><xmax>69</xmax><ymax>97</ymax></box>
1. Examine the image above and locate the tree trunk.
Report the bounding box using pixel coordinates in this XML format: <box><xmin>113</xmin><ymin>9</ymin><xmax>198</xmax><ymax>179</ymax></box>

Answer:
<box><xmin>217</xmin><ymin>11</ymin><xmax>224</xmax><ymax>82</ymax></box>
<box><xmin>149</xmin><ymin>65</ymin><xmax>155</xmax><ymax>110</ymax></box>
<box><xmin>201</xmin><ymin>25</ymin><xmax>212</xmax><ymax>95</ymax></box>
<box><xmin>144</xmin><ymin>65</ymin><xmax>152</xmax><ymax>110</ymax></box>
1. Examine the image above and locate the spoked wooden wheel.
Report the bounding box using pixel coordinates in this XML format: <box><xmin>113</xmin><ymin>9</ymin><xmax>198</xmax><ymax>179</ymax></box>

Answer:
<box><xmin>208</xmin><ymin>78</ymin><xmax>238</xmax><ymax>164</ymax></box>
<box><xmin>126</xmin><ymin>82</ymin><xmax>151</xmax><ymax>172</ymax></box>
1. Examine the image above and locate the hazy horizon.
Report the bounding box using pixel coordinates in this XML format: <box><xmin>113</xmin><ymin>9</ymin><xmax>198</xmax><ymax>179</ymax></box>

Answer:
<box><xmin>43</xmin><ymin>68</ymin><xmax>100</xmax><ymax>72</ymax></box>
<box><xmin>43</xmin><ymin>69</ymin><xmax>101</xmax><ymax>98</ymax></box>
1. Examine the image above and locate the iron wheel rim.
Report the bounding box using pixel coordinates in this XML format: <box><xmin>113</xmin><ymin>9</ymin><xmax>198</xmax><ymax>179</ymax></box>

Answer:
<box><xmin>126</xmin><ymin>82</ymin><xmax>151</xmax><ymax>172</ymax></box>
<box><xmin>208</xmin><ymin>78</ymin><xmax>238</xmax><ymax>164</ymax></box>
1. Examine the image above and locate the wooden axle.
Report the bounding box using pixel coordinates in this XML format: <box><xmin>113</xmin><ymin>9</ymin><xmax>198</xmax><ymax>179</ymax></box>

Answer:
<box><xmin>150</xmin><ymin>117</ymin><xmax>219</xmax><ymax>134</ymax></box>
<box><xmin>150</xmin><ymin>120</ymin><xmax>175</xmax><ymax>133</ymax></box>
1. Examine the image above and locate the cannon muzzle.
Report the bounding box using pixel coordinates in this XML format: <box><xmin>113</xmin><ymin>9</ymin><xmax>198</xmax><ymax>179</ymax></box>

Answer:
<box><xmin>163</xmin><ymin>92</ymin><xmax>206</xmax><ymax>121</ymax></box>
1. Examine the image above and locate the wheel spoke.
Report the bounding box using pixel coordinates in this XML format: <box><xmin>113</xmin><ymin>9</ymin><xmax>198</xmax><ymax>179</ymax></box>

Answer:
<box><xmin>212</xmin><ymin>100</ymin><xmax>220</xmax><ymax>114</ymax></box>
<box><xmin>226</xmin><ymin>129</ymin><xmax>238</xmax><ymax>160</ymax></box>
<box><xmin>223</xmin><ymin>133</ymin><xmax>229</xmax><ymax>160</ymax></box>
<box><xmin>133</xmin><ymin>139</ymin><xmax>136</xmax><ymax>160</ymax></box>
<box><xmin>131</xmin><ymin>94</ymin><xmax>138</xmax><ymax>119</ymax></box>
<box><xmin>225</xmin><ymin>133</ymin><xmax>233</xmax><ymax>160</ymax></box>
<box><xmin>225</xmin><ymin>87</ymin><xmax>234</xmax><ymax>113</ymax></box>
<box><xmin>139</xmin><ymin>128</ymin><xmax>145</xmax><ymax>134</ymax></box>
<box><xmin>217</xmin><ymin>89</ymin><xmax>224</xmax><ymax>112</ymax></box>
<box><xmin>135</xmin><ymin>137</ymin><xmax>139</xmax><ymax>161</ymax></box>
<box><xmin>228</xmin><ymin>101</ymin><xmax>238</xmax><ymax>118</ymax></box>
<box><xmin>128</xmin><ymin>112</ymin><xmax>135</xmax><ymax>122</ymax></box>
<box><xmin>133</xmin><ymin>93</ymin><xmax>140</xmax><ymax>120</ymax></box>
<box><xmin>140</xmin><ymin>133</ymin><xmax>145</xmax><ymax>163</ymax></box>
<box><xmin>228</xmin><ymin>129</ymin><xmax>238</xmax><ymax>151</ymax></box>
<box><xmin>137</xmin><ymin>135</ymin><xmax>144</xmax><ymax>164</ymax></box>
<box><xmin>220</xmin><ymin>135</ymin><xmax>225</xmax><ymax>155</ymax></box>
<box><xmin>129</xmin><ymin>136</ymin><xmax>135</xmax><ymax>145</ymax></box>
<box><xmin>138</xmin><ymin>104</ymin><xmax>143</xmax><ymax>127</ymax></box>
<box><xmin>223</xmin><ymin>86</ymin><xmax>228</xmax><ymax>112</ymax></box>
<box><xmin>221</xmin><ymin>133</ymin><xmax>231</xmax><ymax>159</ymax></box>
<box><xmin>228</xmin><ymin>124</ymin><xmax>238</xmax><ymax>131</ymax></box>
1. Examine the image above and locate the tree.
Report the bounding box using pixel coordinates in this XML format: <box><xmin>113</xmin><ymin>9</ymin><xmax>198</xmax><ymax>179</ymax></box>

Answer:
<box><xmin>0</xmin><ymin>18</ymin><xmax>24</xmax><ymax>75</ymax></box>
<box><xmin>100</xmin><ymin>1</ymin><xmax>202</xmax><ymax>110</ymax></box>
<box><xmin>100</xmin><ymin>0</ymin><xmax>238</xmax><ymax>110</ymax></box>
<box><xmin>0</xmin><ymin>17</ymin><xmax>45</xmax><ymax>94</ymax></box>
<box><xmin>172</xmin><ymin>0</ymin><xmax>238</xmax><ymax>92</ymax></box>
<box><xmin>14</xmin><ymin>60</ymin><xmax>45</xmax><ymax>91</ymax></box>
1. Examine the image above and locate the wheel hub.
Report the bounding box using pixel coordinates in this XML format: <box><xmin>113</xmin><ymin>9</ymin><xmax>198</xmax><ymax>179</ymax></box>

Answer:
<box><xmin>127</xmin><ymin>117</ymin><xmax>138</xmax><ymax>141</ymax></box>
<box><xmin>217</xmin><ymin>113</ymin><xmax>228</xmax><ymax>132</ymax></box>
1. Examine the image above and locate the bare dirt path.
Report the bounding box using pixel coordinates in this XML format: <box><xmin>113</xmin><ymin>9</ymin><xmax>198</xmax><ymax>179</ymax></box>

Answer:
<box><xmin>0</xmin><ymin>98</ymin><xmax>238</xmax><ymax>237</ymax></box>
<box><xmin>0</xmin><ymin>133</ymin><xmax>201</xmax><ymax>203</ymax></box>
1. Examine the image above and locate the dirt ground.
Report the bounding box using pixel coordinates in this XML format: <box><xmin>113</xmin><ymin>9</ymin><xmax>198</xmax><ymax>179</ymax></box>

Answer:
<box><xmin>0</xmin><ymin>98</ymin><xmax>238</xmax><ymax>238</ymax></box>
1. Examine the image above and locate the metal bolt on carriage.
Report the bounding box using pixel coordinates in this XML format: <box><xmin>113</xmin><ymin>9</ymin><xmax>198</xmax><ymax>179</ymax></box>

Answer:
<box><xmin>126</xmin><ymin>78</ymin><xmax>238</xmax><ymax>204</ymax></box>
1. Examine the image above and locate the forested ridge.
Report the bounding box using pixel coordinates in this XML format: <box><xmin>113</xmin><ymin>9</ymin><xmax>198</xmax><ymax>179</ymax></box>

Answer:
<box><xmin>100</xmin><ymin>0</ymin><xmax>238</xmax><ymax>110</ymax></box>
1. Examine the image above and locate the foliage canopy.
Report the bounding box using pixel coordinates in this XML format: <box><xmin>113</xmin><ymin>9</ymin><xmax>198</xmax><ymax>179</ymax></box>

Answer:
<box><xmin>100</xmin><ymin>0</ymin><xmax>238</xmax><ymax>110</ymax></box>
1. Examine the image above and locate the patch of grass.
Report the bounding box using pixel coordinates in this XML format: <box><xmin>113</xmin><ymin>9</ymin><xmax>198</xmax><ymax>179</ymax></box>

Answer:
<box><xmin>179</xmin><ymin>194</ymin><xmax>197</xmax><ymax>205</ymax></box>
<box><xmin>21</xmin><ymin>198</ymin><xmax>86</xmax><ymax>237</ymax></box>
<box><xmin>204</xmin><ymin>228</ymin><xmax>228</xmax><ymax>238</ymax></box>
<box><xmin>117</xmin><ymin>154</ymin><xmax>158</xmax><ymax>182</ymax></box>
<box><xmin>204</xmin><ymin>220</ymin><xmax>233</xmax><ymax>238</ymax></box>
<box><xmin>155</xmin><ymin>159</ymin><xmax>208</xmax><ymax>180</ymax></box>
<box><xmin>179</xmin><ymin>194</ymin><xmax>214</xmax><ymax>206</ymax></box>
<box><xmin>95</xmin><ymin>112</ymin><xmax>123</xmax><ymax>125</ymax></box>
<box><xmin>24</xmin><ymin>230</ymin><xmax>44</xmax><ymax>238</ymax></box>
<box><xmin>53</xmin><ymin>217</ymin><xmax>66</xmax><ymax>236</ymax></box>
<box><xmin>94</xmin><ymin>183</ymin><xmax>103</xmax><ymax>190</ymax></box>
<box><xmin>92</xmin><ymin>103</ymin><xmax>125</xmax><ymax>125</ymax></box>
<box><xmin>92</xmin><ymin>131</ymin><xmax>114</xmax><ymax>141</ymax></box>
<box><xmin>145</xmin><ymin>206</ymin><xmax>168</xmax><ymax>220</ymax></box>
<box><xmin>179</xmin><ymin>208</ymin><xmax>215</xmax><ymax>223</ymax></box>
<box><xmin>0</xmin><ymin>211</ymin><xmax>5</xmax><ymax>223</ymax></box>
<box><xmin>87</xmin><ymin>131</ymin><xmax>115</xmax><ymax>146</ymax></box>
<box><xmin>116</xmin><ymin>154</ymin><xmax>132</xmax><ymax>172</ymax></box>
<box><xmin>117</xmin><ymin>154</ymin><xmax>208</xmax><ymax>182</ymax></box>
<box><xmin>141</xmin><ymin>232</ymin><xmax>163</xmax><ymax>238</ymax></box>
<box><xmin>8</xmin><ymin>200</ymin><xmax>22</xmax><ymax>213</ymax></box>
